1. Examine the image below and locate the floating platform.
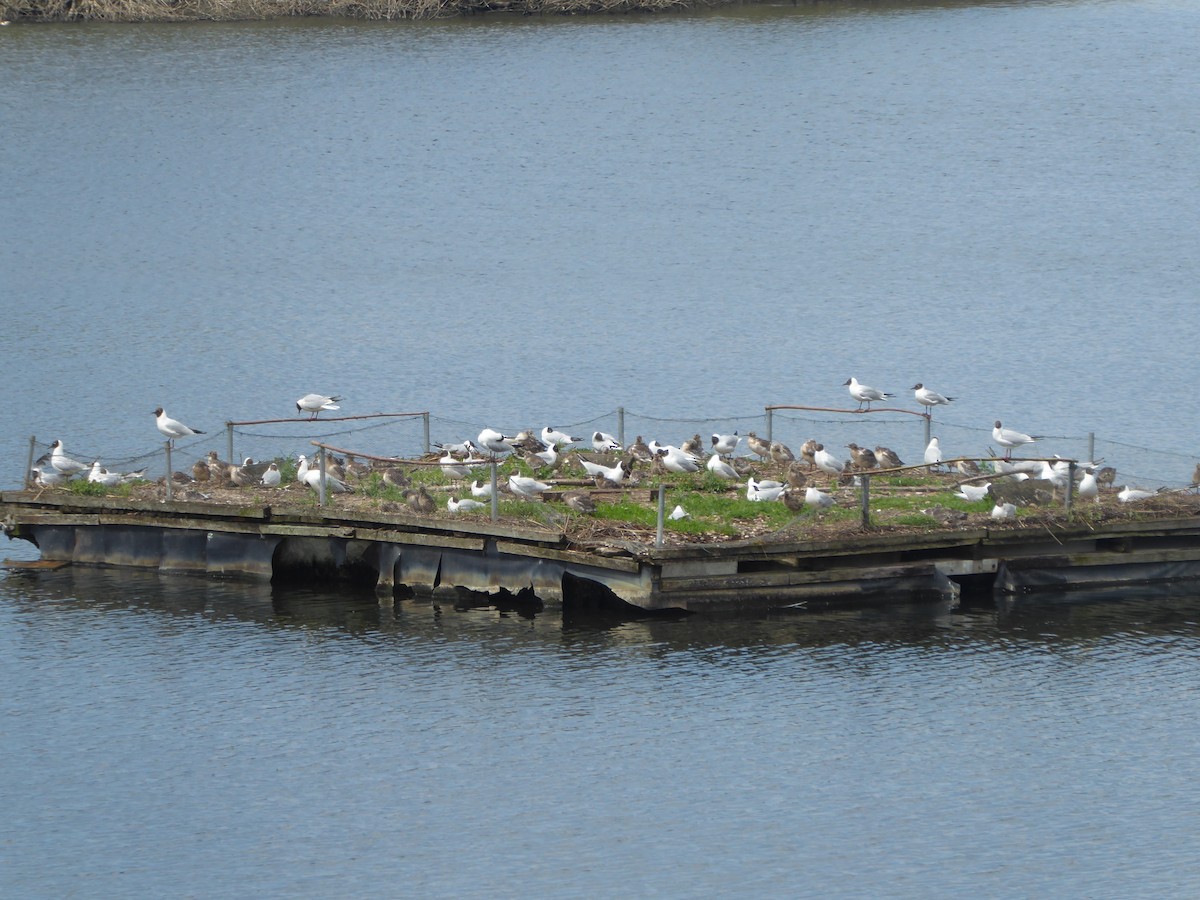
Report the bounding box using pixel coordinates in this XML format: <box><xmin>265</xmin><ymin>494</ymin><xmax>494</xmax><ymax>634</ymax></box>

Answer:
<box><xmin>4</xmin><ymin>491</ymin><xmax>1200</xmax><ymax>612</ymax></box>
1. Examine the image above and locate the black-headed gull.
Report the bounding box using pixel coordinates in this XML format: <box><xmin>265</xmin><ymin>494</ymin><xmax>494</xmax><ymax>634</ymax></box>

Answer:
<box><xmin>711</xmin><ymin>432</ymin><xmax>739</xmax><ymax>457</ymax></box>
<box><xmin>654</xmin><ymin>445</ymin><xmax>700</xmax><ymax>474</ymax></box>
<box><xmin>592</xmin><ymin>431</ymin><xmax>621</xmax><ymax>453</ymax></box>
<box><xmin>296</xmin><ymin>394</ymin><xmax>343</xmax><ymax>419</ymax></box>
<box><xmin>580</xmin><ymin>457</ymin><xmax>630</xmax><ymax>484</ymax></box>
<box><xmin>563</xmin><ymin>491</ymin><xmax>597</xmax><ymax>514</ymax></box>
<box><xmin>813</xmin><ymin>444</ymin><xmax>844</xmax><ymax>477</ymax></box>
<box><xmin>541</xmin><ymin>426</ymin><xmax>582</xmax><ymax>448</ymax></box>
<box><xmin>1118</xmin><ymin>485</ymin><xmax>1157</xmax><ymax>503</ymax></box>
<box><xmin>746</xmin><ymin>477</ymin><xmax>786</xmax><ymax>502</ymax></box>
<box><xmin>954</xmin><ymin>483</ymin><xmax>992</xmax><ymax>502</ymax></box>
<box><xmin>804</xmin><ymin>486</ymin><xmax>836</xmax><ymax>509</ymax></box>
<box><xmin>155</xmin><ymin>408</ymin><xmax>205</xmax><ymax>446</ymax></box>
<box><xmin>1078</xmin><ymin>469</ymin><xmax>1099</xmax><ymax>502</ymax></box>
<box><xmin>847</xmin><ymin>444</ymin><xmax>878</xmax><ymax>471</ymax></box>
<box><xmin>447</xmin><ymin>496</ymin><xmax>486</xmax><ymax>513</ymax></box>
<box><xmin>992</xmin><ymin>421</ymin><xmax>1038</xmax><ymax>459</ymax></box>
<box><xmin>924</xmin><ymin>437</ymin><xmax>943</xmax><ymax>467</ymax></box>
<box><xmin>745</xmin><ymin>432</ymin><xmax>771</xmax><ymax>460</ymax></box>
<box><xmin>48</xmin><ymin>440</ymin><xmax>89</xmax><ymax>476</ymax></box>
<box><xmin>296</xmin><ymin>454</ymin><xmax>352</xmax><ymax>494</ymax></box>
<box><xmin>991</xmin><ymin>501</ymin><xmax>1017</xmax><ymax>519</ymax></box>
<box><xmin>874</xmin><ymin>446</ymin><xmax>905</xmax><ymax>468</ymax></box>
<box><xmin>508</xmin><ymin>474</ymin><xmax>551</xmax><ymax>499</ymax></box>
<box><xmin>87</xmin><ymin>460</ymin><xmax>122</xmax><ymax>487</ymax></box>
<box><xmin>261</xmin><ymin>463</ymin><xmax>282</xmax><ymax>487</ymax></box>
<box><xmin>912</xmin><ymin>383</ymin><xmax>955</xmax><ymax>411</ymax></box>
<box><xmin>478</xmin><ymin>428</ymin><xmax>517</xmax><ymax>457</ymax></box>
<box><xmin>844</xmin><ymin>377</ymin><xmax>894</xmax><ymax>411</ymax></box>
<box><xmin>706</xmin><ymin>452</ymin><xmax>738</xmax><ymax>480</ymax></box>
<box><xmin>31</xmin><ymin>466</ymin><xmax>66</xmax><ymax>488</ymax></box>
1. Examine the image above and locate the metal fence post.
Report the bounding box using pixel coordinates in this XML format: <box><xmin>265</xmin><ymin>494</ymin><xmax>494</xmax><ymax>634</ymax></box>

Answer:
<box><xmin>923</xmin><ymin>414</ymin><xmax>931</xmax><ymax>450</ymax></box>
<box><xmin>226</xmin><ymin>422</ymin><xmax>234</xmax><ymax>467</ymax></box>
<box><xmin>1088</xmin><ymin>432</ymin><xmax>1095</xmax><ymax>463</ymax></box>
<box><xmin>423</xmin><ymin>413</ymin><xmax>431</xmax><ymax>456</ymax></box>
<box><xmin>24</xmin><ymin>436</ymin><xmax>36</xmax><ymax>490</ymax></box>
<box><xmin>317</xmin><ymin>445</ymin><xmax>327</xmax><ymax>507</ymax></box>
<box><xmin>1066</xmin><ymin>461</ymin><xmax>1076</xmax><ymax>520</ymax></box>
<box><xmin>490</xmin><ymin>459</ymin><xmax>498</xmax><ymax>522</ymax></box>
<box><xmin>165</xmin><ymin>441</ymin><xmax>173</xmax><ymax>502</ymax></box>
<box><xmin>617</xmin><ymin>407</ymin><xmax>625</xmax><ymax>448</ymax></box>
<box><xmin>861</xmin><ymin>473</ymin><xmax>871</xmax><ymax>528</ymax></box>
<box><xmin>765</xmin><ymin>407</ymin><xmax>774</xmax><ymax>443</ymax></box>
<box><xmin>656</xmin><ymin>484</ymin><xmax>665</xmax><ymax>547</ymax></box>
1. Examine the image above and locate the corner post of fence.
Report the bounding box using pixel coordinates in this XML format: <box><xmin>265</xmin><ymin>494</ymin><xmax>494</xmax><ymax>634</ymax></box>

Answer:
<box><xmin>317</xmin><ymin>444</ymin><xmax>327</xmax><ymax>507</ymax></box>
<box><xmin>765</xmin><ymin>407</ymin><xmax>774</xmax><ymax>443</ymax></box>
<box><xmin>923</xmin><ymin>413</ymin><xmax>931</xmax><ymax>449</ymax></box>
<box><xmin>617</xmin><ymin>407</ymin><xmax>626</xmax><ymax>448</ymax></box>
<box><xmin>861</xmin><ymin>473</ymin><xmax>871</xmax><ymax>528</ymax></box>
<box><xmin>226</xmin><ymin>422</ymin><xmax>235</xmax><ymax>467</ymax></box>
<box><xmin>423</xmin><ymin>413</ymin><xmax>431</xmax><ymax>456</ymax></box>
<box><xmin>164</xmin><ymin>441</ymin><xmax>174</xmax><ymax>502</ymax></box>
<box><xmin>655</xmin><ymin>484</ymin><xmax>666</xmax><ymax>547</ymax></box>
<box><xmin>1065</xmin><ymin>461</ymin><xmax>1076</xmax><ymax>520</ymax></box>
<box><xmin>489</xmin><ymin>459</ymin><xmax>498</xmax><ymax>522</ymax></box>
<box><xmin>24</xmin><ymin>435</ymin><xmax>36</xmax><ymax>490</ymax></box>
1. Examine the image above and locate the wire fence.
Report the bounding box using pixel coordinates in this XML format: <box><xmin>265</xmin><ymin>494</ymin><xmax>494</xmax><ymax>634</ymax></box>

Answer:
<box><xmin>14</xmin><ymin>405</ymin><xmax>1200</xmax><ymax>493</ymax></box>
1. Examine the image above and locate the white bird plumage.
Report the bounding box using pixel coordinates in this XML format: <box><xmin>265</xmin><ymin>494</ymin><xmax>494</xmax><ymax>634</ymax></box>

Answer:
<box><xmin>261</xmin><ymin>463</ymin><xmax>282</xmax><ymax>487</ymax></box>
<box><xmin>924</xmin><ymin>437</ymin><xmax>943</xmax><ymax>467</ymax></box>
<box><xmin>508</xmin><ymin>474</ymin><xmax>551</xmax><ymax>499</ymax></box>
<box><xmin>705</xmin><ymin>452</ymin><xmax>739</xmax><ymax>480</ymax></box>
<box><xmin>154</xmin><ymin>407</ymin><xmax>205</xmax><ymax>445</ymax></box>
<box><xmin>478</xmin><ymin>428</ymin><xmax>517</xmax><ymax>457</ymax></box>
<box><xmin>541</xmin><ymin>426</ymin><xmax>582</xmax><ymax>448</ymax></box>
<box><xmin>711</xmin><ymin>432</ymin><xmax>740</xmax><ymax>457</ymax></box>
<box><xmin>844</xmin><ymin>376</ymin><xmax>894</xmax><ymax>410</ymax></box>
<box><xmin>991</xmin><ymin>502</ymin><xmax>1017</xmax><ymax>519</ymax></box>
<box><xmin>296</xmin><ymin>393</ymin><xmax>342</xmax><ymax>419</ymax></box>
<box><xmin>580</xmin><ymin>458</ymin><xmax>629</xmax><ymax>484</ymax></box>
<box><xmin>813</xmin><ymin>443</ymin><xmax>844</xmax><ymax>477</ymax></box>
<box><xmin>954</xmin><ymin>483</ymin><xmax>992</xmax><ymax>502</ymax></box>
<box><xmin>804</xmin><ymin>486</ymin><xmax>835</xmax><ymax>509</ymax></box>
<box><xmin>1118</xmin><ymin>485</ymin><xmax>1156</xmax><ymax>503</ymax></box>
<box><xmin>592</xmin><ymin>431</ymin><xmax>621</xmax><ymax>453</ymax></box>
<box><xmin>296</xmin><ymin>454</ymin><xmax>352</xmax><ymax>494</ymax></box>
<box><xmin>746</xmin><ymin>477</ymin><xmax>786</xmax><ymax>502</ymax></box>
<box><xmin>48</xmin><ymin>440</ymin><xmax>88</xmax><ymax>476</ymax></box>
<box><xmin>992</xmin><ymin>421</ymin><xmax>1038</xmax><ymax>458</ymax></box>
<box><xmin>447</xmin><ymin>496</ymin><xmax>486</xmax><ymax>513</ymax></box>
<box><xmin>912</xmin><ymin>383</ymin><xmax>955</xmax><ymax>410</ymax></box>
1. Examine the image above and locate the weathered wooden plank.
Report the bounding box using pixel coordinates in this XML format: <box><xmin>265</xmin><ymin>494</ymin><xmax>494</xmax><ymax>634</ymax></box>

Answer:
<box><xmin>493</xmin><ymin>540</ymin><xmax>643</xmax><ymax>573</ymax></box>
<box><xmin>350</xmin><ymin>527</ymin><xmax>485</xmax><ymax>551</ymax></box>
<box><xmin>2</xmin><ymin>558</ymin><xmax>70</xmax><ymax>570</ymax></box>
<box><xmin>659</xmin><ymin>562</ymin><xmax>941</xmax><ymax>593</ymax></box>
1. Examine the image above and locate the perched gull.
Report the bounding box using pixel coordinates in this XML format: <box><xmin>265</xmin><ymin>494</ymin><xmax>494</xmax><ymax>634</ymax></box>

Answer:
<box><xmin>1118</xmin><ymin>485</ymin><xmax>1157</xmax><ymax>503</ymax></box>
<box><xmin>470</xmin><ymin>479</ymin><xmax>494</xmax><ymax>499</ymax></box>
<box><xmin>87</xmin><ymin>460</ymin><xmax>122</xmax><ymax>487</ymax></box>
<box><xmin>1078</xmin><ymin>468</ymin><xmax>1099</xmax><ymax>503</ymax></box>
<box><xmin>541</xmin><ymin>426</ymin><xmax>582</xmax><ymax>448</ymax></box>
<box><xmin>509</xmin><ymin>474</ymin><xmax>551</xmax><ymax>499</ymax></box>
<box><xmin>261</xmin><ymin>463</ymin><xmax>282</xmax><ymax>488</ymax></box>
<box><xmin>804</xmin><ymin>486</ymin><xmax>836</xmax><ymax>509</ymax></box>
<box><xmin>746</xmin><ymin>477</ymin><xmax>786</xmax><ymax>502</ymax></box>
<box><xmin>706</xmin><ymin>452</ymin><xmax>739</xmax><ymax>480</ymax></box>
<box><xmin>48</xmin><ymin>440</ymin><xmax>88</xmax><ymax>476</ymax></box>
<box><xmin>912</xmin><ymin>383</ymin><xmax>955</xmax><ymax>411</ymax></box>
<box><xmin>447</xmin><ymin>496</ymin><xmax>486</xmax><ymax>514</ymax></box>
<box><xmin>745</xmin><ymin>432</ymin><xmax>772</xmax><ymax>460</ymax></box>
<box><xmin>711</xmin><ymin>432</ymin><xmax>740</xmax><ymax>457</ymax></box>
<box><xmin>991</xmin><ymin>501</ymin><xmax>1017</xmax><ymax>519</ymax></box>
<box><xmin>844</xmin><ymin>377</ymin><xmax>894</xmax><ymax>411</ymax></box>
<box><xmin>439</xmin><ymin>451</ymin><xmax>472</xmax><ymax>480</ymax></box>
<box><xmin>992</xmin><ymin>421</ymin><xmax>1038</xmax><ymax>459</ymax></box>
<box><xmin>813</xmin><ymin>444</ymin><xmax>844</xmax><ymax>478</ymax></box>
<box><xmin>580</xmin><ymin>457</ymin><xmax>629</xmax><ymax>484</ymax></box>
<box><xmin>654</xmin><ymin>445</ymin><xmax>700</xmax><ymax>474</ymax></box>
<box><xmin>954</xmin><ymin>483</ymin><xmax>992</xmax><ymax>502</ymax></box>
<box><xmin>563</xmin><ymin>491</ymin><xmax>597</xmax><ymax>514</ymax></box>
<box><xmin>155</xmin><ymin>407</ymin><xmax>205</xmax><ymax>446</ymax></box>
<box><xmin>296</xmin><ymin>394</ymin><xmax>342</xmax><ymax>419</ymax></box>
<box><xmin>296</xmin><ymin>454</ymin><xmax>352</xmax><ymax>494</ymax></box>
<box><xmin>477</xmin><ymin>428</ymin><xmax>517</xmax><ymax>457</ymax></box>
<box><xmin>924</xmin><ymin>437</ymin><xmax>943</xmax><ymax>468</ymax></box>
<box><xmin>592</xmin><ymin>431</ymin><xmax>622</xmax><ymax>453</ymax></box>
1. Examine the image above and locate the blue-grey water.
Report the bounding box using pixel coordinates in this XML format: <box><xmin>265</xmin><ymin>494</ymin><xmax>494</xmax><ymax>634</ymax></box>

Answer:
<box><xmin>5</xmin><ymin>1</ymin><xmax>1200</xmax><ymax>895</ymax></box>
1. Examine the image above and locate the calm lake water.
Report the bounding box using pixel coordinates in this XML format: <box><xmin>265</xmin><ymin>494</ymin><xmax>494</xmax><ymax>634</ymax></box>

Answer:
<box><xmin>5</xmin><ymin>1</ymin><xmax>1200</xmax><ymax>895</ymax></box>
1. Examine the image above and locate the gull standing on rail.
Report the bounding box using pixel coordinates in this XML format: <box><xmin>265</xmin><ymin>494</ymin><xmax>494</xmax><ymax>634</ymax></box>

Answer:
<box><xmin>296</xmin><ymin>394</ymin><xmax>343</xmax><ymax>419</ymax></box>
<box><xmin>154</xmin><ymin>408</ymin><xmax>205</xmax><ymax>446</ymax></box>
<box><xmin>992</xmin><ymin>421</ymin><xmax>1039</xmax><ymax>459</ymax></box>
<box><xmin>912</xmin><ymin>383</ymin><xmax>955</xmax><ymax>413</ymax></box>
<box><xmin>844</xmin><ymin>377</ymin><xmax>894</xmax><ymax>411</ymax></box>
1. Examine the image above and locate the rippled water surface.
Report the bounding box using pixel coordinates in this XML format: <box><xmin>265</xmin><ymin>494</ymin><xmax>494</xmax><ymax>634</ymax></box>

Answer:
<box><xmin>5</xmin><ymin>0</ymin><xmax>1200</xmax><ymax>895</ymax></box>
<box><xmin>5</xmin><ymin>567</ymin><xmax>1200</xmax><ymax>897</ymax></box>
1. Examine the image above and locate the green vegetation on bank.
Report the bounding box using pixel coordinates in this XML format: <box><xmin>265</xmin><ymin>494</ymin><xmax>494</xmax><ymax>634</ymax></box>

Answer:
<box><xmin>2</xmin><ymin>0</ymin><xmax>716</xmax><ymax>23</ymax></box>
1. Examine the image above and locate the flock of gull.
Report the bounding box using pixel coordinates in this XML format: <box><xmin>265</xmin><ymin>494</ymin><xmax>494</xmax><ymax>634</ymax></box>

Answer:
<box><xmin>26</xmin><ymin>385</ymin><xmax>1180</xmax><ymax>520</ymax></box>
